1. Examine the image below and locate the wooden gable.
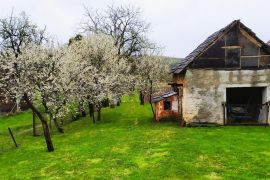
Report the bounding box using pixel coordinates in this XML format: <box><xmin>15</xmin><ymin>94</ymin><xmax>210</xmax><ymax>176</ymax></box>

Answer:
<box><xmin>191</xmin><ymin>22</ymin><xmax>270</xmax><ymax>69</ymax></box>
<box><xmin>172</xmin><ymin>20</ymin><xmax>270</xmax><ymax>74</ymax></box>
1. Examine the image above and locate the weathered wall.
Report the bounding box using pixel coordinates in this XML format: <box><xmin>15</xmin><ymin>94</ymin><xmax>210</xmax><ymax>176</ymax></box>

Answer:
<box><xmin>183</xmin><ymin>69</ymin><xmax>270</xmax><ymax>124</ymax></box>
<box><xmin>172</xmin><ymin>74</ymin><xmax>185</xmax><ymax>84</ymax></box>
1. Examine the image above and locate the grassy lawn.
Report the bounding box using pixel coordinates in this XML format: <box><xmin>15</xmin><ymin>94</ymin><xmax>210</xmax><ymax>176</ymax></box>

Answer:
<box><xmin>1</xmin><ymin>96</ymin><xmax>270</xmax><ymax>179</ymax></box>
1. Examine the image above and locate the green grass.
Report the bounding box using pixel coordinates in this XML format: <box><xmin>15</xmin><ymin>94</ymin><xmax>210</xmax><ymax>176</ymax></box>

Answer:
<box><xmin>1</xmin><ymin>96</ymin><xmax>270</xmax><ymax>179</ymax></box>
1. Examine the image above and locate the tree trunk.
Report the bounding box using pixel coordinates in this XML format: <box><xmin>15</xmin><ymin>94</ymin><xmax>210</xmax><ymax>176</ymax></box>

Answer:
<box><xmin>149</xmin><ymin>81</ymin><xmax>156</xmax><ymax>121</ymax></box>
<box><xmin>150</xmin><ymin>101</ymin><xmax>156</xmax><ymax>121</ymax></box>
<box><xmin>97</xmin><ymin>108</ymin><xmax>101</xmax><ymax>121</ymax></box>
<box><xmin>88</xmin><ymin>102</ymin><xmax>95</xmax><ymax>123</ymax></box>
<box><xmin>110</xmin><ymin>104</ymin><xmax>115</xmax><ymax>108</ymax></box>
<box><xmin>52</xmin><ymin>116</ymin><xmax>64</xmax><ymax>133</ymax></box>
<box><xmin>71</xmin><ymin>112</ymin><xmax>80</xmax><ymax>121</ymax></box>
<box><xmin>102</xmin><ymin>98</ymin><xmax>110</xmax><ymax>107</ymax></box>
<box><xmin>49</xmin><ymin>113</ymin><xmax>52</xmax><ymax>129</ymax></box>
<box><xmin>79</xmin><ymin>101</ymin><xmax>86</xmax><ymax>117</ymax></box>
<box><xmin>15</xmin><ymin>101</ymin><xmax>20</xmax><ymax>113</ymax></box>
<box><xmin>40</xmin><ymin>120</ymin><xmax>54</xmax><ymax>152</ymax></box>
<box><xmin>116</xmin><ymin>96</ymin><xmax>121</xmax><ymax>106</ymax></box>
<box><xmin>81</xmin><ymin>109</ymin><xmax>86</xmax><ymax>117</ymax></box>
<box><xmin>140</xmin><ymin>90</ymin><xmax>145</xmax><ymax>105</ymax></box>
<box><xmin>32</xmin><ymin>110</ymin><xmax>38</xmax><ymax>136</ymax></box>
<box><xmin>23</xmin><ymin>93</ymin><xmax>54</xmax><ymax>152</ymax></box>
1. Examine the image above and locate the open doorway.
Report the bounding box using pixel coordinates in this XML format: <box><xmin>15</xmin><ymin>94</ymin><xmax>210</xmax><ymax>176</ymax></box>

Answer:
<box><xmin>226</xmin><ymin>87</ymin><xmax>266</xmax><ymax>124</ymax></box>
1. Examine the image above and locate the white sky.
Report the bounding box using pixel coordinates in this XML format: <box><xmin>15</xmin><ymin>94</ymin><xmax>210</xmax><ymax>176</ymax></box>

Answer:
<box><xmin>0</xmin><ymin>0</ymin><xmax>269</xmax><ymax>58</ymax></box>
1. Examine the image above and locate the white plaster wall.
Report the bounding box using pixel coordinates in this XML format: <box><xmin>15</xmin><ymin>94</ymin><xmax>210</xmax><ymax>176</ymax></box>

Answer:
<box><xmin>183</xmin><ymin>69</ymin><xmax>270</xmax><ymax>124</ymax></box>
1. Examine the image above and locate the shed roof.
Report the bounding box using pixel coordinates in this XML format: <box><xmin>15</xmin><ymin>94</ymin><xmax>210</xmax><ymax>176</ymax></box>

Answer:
<box><xmin>171</xmin><ymin>20</ymin><xmax>270</xmax><ymax>74</ymax></box>
<box><xmin>152</xmin><ymin>91</ymin><xmax>177</xmax><ymax>103</ymax></box>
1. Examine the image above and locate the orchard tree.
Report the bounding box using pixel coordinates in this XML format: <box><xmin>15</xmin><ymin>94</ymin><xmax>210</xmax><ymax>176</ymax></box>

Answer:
<box><xmin>68</xmin><ymin>34</ymin><xmax>131</xmax><ymax>122</ymax></box>
<box><xmin>81</xmin><ymin>4</ymin><xmax>162</xmax><ymax>107</ymax></box>
<box><xmin>0</xmin><ymin>11</ymin><xmax>47</xmax><ymax>56</ymax></box>
<box><xmin>35</xmin><ymin>45</ymin><xmax>67</xmax><ymax>133</ymax></box>
<box><xmin>0</xmin><ymin>10</ymin><xmax>48</xmax><ymax>116</ymax></box>
<box><xmin>136</xmin><ymin>54</ymin><xmax>169</xmax><ymax>120</ymax></box>
<box><xmin>0</xmin><ymin>44</ymin><xmax>66</xmax><ymax>152</ymax></box>
<box><xmin>81</xmin><ymin>4</ymin><xmax>154</xmax><ymax>59</ymax></box>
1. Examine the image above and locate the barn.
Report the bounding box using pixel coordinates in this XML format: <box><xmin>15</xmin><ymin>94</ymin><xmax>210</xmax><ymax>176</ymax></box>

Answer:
<box><xmin>171</xmin><ymin>20</ymin><xmax>270</xmax><ymax>125</ymax></box>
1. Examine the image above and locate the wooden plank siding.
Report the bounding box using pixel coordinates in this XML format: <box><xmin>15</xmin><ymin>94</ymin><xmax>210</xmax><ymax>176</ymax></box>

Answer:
<box><xmin>190</xmin><ymin>25</ymin><xmax>270</xmax><ymax>69</ymax></box>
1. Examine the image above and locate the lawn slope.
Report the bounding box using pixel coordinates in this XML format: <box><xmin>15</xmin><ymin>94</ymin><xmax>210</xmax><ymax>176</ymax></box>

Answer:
<box><xmin>0</xmin><ymin>96</ymin><xmax>270</xmax><ymax>179</ymax></box>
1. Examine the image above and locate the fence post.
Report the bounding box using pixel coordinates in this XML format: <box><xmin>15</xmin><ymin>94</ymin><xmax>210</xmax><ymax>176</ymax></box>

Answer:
<box><xmin>8</xmin><ymin>127</ymin><xmax>18</xmax><ymax>147</ymax></box>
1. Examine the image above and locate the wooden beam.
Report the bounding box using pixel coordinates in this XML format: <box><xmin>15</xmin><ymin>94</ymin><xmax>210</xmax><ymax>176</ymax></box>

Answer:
<box><xmin>240</xmin><ymin>47</ymin><xmax>242</xmax><ymax>68</ymax></box>
<box><xmin>198</xmin><ymin>57</ymin><xmax>224</xmax><ymax>60</ymax></box>
<box><xmin>258</xmin><ymin>47</ymin><xmax>261</xmax><ymax>68</ymax></box>
<box><xmin>225</xmin><ymin>36</ymin><xmax>227</xmax><ymax>65</ymax></box>
<box><xmin>241</xmin><ymin>55</ymin><xmax>259</xmax><ymax>58</ymax></box>
<box><xmin>195</xmin><ymin>30</ymin><xmax>227</xmax><ymax>60</ymax></box>
<box><xmin>241</xmin><ymin>55</ymin><xmax>270</xmax><ymax>58</ymax></box>
<box><xmin>240</xmin><ymin>28</ymin><xmax>262</xmax><ymax>47</ymax></box>
<box><xmin>221</xmin><ymin>46</ymin><xmax>241</xmax><ymax>49</ymax></box>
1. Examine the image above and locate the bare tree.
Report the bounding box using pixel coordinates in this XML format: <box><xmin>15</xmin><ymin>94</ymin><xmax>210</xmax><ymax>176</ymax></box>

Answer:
<box><xmin>0</xmin><ymin>11</ymin><xmax>47</xmax><ymax>57</ymax></box>
<box><xmin>81</xmin><ymin>5</ymin><xmax>154</xmax><ymax>59</ymax></box>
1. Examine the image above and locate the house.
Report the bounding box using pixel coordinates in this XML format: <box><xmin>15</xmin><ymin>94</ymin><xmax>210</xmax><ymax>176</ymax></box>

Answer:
<box><xmin>171</xmin><ymin>20</ymin><xmax>270</xmax><ymax>125</ymax></box>
<box><xmin>153</xmin><ymin>91</ymin><xmax>179</xmax><ymax>121</ymax></box>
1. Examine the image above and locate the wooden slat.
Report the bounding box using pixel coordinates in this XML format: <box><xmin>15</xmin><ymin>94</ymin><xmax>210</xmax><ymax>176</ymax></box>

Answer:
<box><xmin>241</xmin><ymin>55</ymin><xmax>270</xmax><ymax>58</ymax></box>
<box><xmin>222</xmin><ymin>46</ymin><xmax>241</xmax><ymax>49</ymax></box>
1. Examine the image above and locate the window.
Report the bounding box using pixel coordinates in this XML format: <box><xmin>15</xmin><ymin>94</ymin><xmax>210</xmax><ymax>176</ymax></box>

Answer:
<box><xmin>164</xmin><ymin>100</ymin><xmax>171</xmax><ymax>110</ymax></box>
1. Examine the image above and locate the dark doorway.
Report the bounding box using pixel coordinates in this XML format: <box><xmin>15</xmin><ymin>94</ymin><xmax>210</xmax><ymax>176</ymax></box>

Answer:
<box><xmin>164</xmin><ymin>100</ymin><xmax>171</xmax><ymax>111</ymax></box>
<box><xmin>226</xmin><ymin>87</ymin><xmax>264</xmax><ymax>124</ymax></box>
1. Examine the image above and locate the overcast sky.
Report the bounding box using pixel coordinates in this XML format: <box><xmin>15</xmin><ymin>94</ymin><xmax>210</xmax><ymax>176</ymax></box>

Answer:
<box><xmin>0</xmin><ymin>0</ymin><xmax>269</xmax><ymax>58</ymax></box>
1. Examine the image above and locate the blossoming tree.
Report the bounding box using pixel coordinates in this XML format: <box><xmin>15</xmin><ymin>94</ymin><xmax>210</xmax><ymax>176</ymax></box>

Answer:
<box><xmin>0</xmin><ymin>44</ymin><xmax>65</xmax><ymax>152</ymax></box>
<box><xmin>135</xmin><ymin>54</ymin><xmax>169</xmax><ymax>120</ymax></box>
<box><xmin>68</xmin><ymin>34</ymin><xmax>131</xmax><ymax>122</ymax></box>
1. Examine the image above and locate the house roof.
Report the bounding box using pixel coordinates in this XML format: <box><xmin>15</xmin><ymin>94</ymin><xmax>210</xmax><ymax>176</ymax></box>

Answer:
<box><xmin>171</xmin><ymin>20</ymin><xmax>270</xmax><ymax>74</ymax></box>
<box><xmin>152</xmin><ymin>91</ymin><xmax>177</xmax><ymax>102</ymax></box>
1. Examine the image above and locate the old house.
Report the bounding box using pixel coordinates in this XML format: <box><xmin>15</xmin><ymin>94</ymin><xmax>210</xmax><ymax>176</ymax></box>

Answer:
<box><xmin>171</xmin><ymin>20</ymin><xmax>270</xmax><ymax>125</ymax></box>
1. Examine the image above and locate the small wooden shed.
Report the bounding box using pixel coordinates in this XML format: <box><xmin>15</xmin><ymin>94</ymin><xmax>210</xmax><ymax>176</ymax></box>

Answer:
<box><xmin>152</xmin><ymin>91</ymin><xmax>179</xmax><ymax>122</ymax></box>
